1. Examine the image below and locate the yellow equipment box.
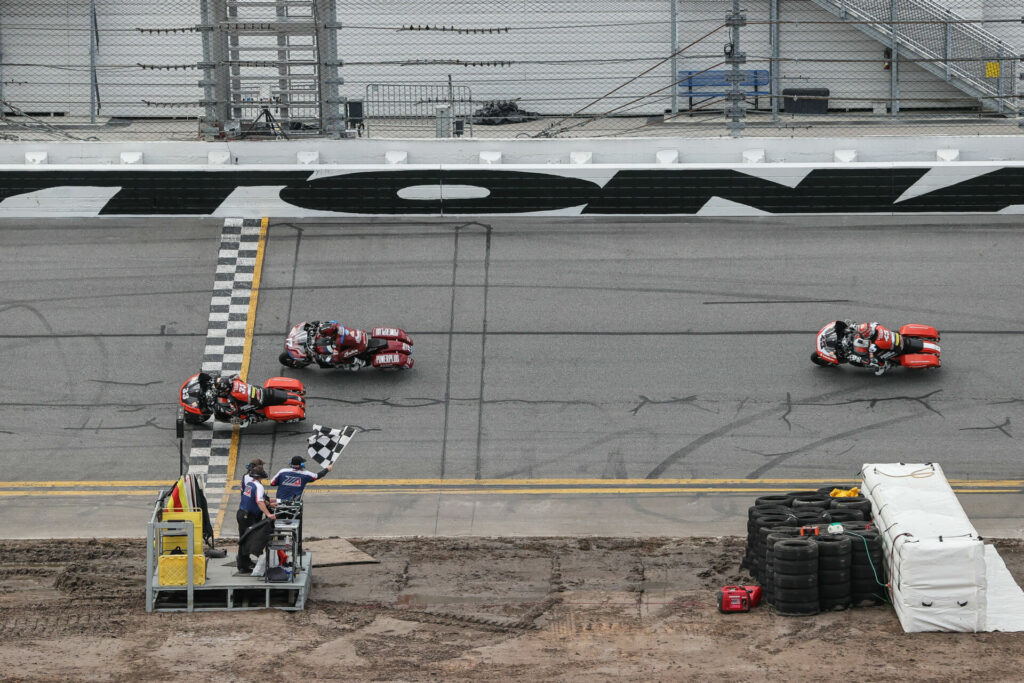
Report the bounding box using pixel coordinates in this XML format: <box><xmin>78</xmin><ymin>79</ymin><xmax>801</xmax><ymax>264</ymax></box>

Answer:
<box><xmin>160</xmin><ymin>510</ymin><xmax>204</xmax><ymax>555</ymax></box>
<box><xmin>158</xmin><ymin>553</ymin><xmax>207</xmax><ymax>586</ymax></box>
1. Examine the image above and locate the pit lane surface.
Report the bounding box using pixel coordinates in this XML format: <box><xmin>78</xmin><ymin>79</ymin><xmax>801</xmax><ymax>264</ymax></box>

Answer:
<box><xmin>2</xmin><ymin>216</ymin><xmax>1023</xmax><ymax>538</ymax></box>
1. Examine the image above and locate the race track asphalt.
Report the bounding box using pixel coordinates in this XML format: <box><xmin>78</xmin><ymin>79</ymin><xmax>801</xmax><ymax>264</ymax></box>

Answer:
<box><xmin>2</xmin><ymin>215</ymin><xmax>1023</xmax><ymax>538</ymax></box>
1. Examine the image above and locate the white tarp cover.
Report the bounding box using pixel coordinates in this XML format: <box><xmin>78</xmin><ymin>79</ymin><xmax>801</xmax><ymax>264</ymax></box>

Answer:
<box><xmin>861</xmin><ymin>463</ymin><xmax>1024</xmax><ymax>632</ymax></box>
<box><xmin>983</xmin><ymin>545</ymin><xmax>1024</xmax><ymax>632</ymax></box>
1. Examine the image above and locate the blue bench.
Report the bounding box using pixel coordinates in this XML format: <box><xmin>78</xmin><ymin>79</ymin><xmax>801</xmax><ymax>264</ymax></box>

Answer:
<box><xmin>677</xmin><ymin>69</ymin><xmax>771</xmax><ymax>110</ymax></box>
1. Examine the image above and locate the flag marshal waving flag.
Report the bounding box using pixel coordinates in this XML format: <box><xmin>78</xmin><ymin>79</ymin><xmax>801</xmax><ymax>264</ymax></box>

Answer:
<box><xmin>307</xmin><ymin>424</ymin><xmax>357</xmax><ymax>466</ymax></box>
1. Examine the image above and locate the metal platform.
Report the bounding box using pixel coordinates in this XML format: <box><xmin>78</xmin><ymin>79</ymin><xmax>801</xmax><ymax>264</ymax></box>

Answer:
<box><xmin>145</xmin><ymin>499</ymin><xmax>313</xmax><ymax>612</ymax></box>
<box><xmin>148</xmin><ymin>551</ymin><xmax>313</xmax><ymax>612</ymax></box>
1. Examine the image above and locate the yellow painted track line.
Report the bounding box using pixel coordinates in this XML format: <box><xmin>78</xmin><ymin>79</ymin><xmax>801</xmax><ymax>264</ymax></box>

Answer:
<box><xmin>0</xmin><ymin>480</ymin><xmax>175</xmax><ymax>488</ymax></box>
<box><xmin>1</xmin><ymin>486</ymin><xmax>1018</xmax><ymax>498</ymax></box>
<box><xmin>0</xmin><ymin>490</ymin><xmax>161</xmax><ymax>497</ymax></box>
<box><xmin>224</xmin><ymin>478</ymin><xmax>1024</xmax><ymax>488</ymax></box>
<box><xmin>215</xmin><ymin>216</ymin><xmax>268</xmax><ymax>538</ymax></box>
<box><xmin>2</xmin><ymin>477</ymin><xmax>1020</xmax><ymax>490</ymax></box>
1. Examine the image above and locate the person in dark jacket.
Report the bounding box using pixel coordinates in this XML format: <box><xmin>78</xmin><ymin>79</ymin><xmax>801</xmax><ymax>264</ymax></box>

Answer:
<box><xmin>270</xmin><ymin>455</ymin><xmax>333</xmax><ymax>501</ymax></box>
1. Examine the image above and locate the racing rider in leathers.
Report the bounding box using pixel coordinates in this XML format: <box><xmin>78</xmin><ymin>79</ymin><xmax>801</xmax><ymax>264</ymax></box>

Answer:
<box><xmin>212</xmin><ymin>374</ymin><xmax>260</xmax><ymax>425</ymax></box>
<box><xmin>847</xmin><ymin>322</ymin><xmax>900</xmax><ymax>375</ymax></box>
<box><xmin>312</xmin><ymin>321</ymin><xmax>368</xmax><ymax>370</ymax></box>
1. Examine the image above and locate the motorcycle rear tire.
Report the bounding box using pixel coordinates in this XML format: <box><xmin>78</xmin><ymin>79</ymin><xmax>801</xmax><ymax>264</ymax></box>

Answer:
<box><xmin>184</xmin><ymin>412</ymin><xmax>208</xmax><ymax>425</ymax></box>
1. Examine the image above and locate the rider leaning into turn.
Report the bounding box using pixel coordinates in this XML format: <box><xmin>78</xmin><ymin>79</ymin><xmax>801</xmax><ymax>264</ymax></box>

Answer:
<box><xmin>211</xmin><ymin>374</ymin><xmax>259</xmax><ymax>425</ymax></box>
<box><xmin>313</xmin><ymin>321</ymin><xmax>368</xmax><ymax>370</ymax></box>
<box><xmin>848</xmin><ymin>322</ymin><xmax>899</xmax><ymax>375</ymax></box>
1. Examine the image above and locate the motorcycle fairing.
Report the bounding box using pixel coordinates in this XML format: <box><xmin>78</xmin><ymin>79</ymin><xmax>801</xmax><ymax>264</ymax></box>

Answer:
<box><xmin>899</xmin><ymin>353</ymin><xmax>941</xmax><ymax>369</ymax></box>
<box><xmin>263</xmin><ymin>405</ymin><xmax>305</xmax><ymax>421</ymax></box>
<box><xmin>372</xmin><ymin>327</ymin><xmax>414</xmax><ymax>345</ymax></box>
<box><xmin>815</xmin><ymin>321</ymin><xmax>841</xmax><ymax>365</ymax></box>
<box><xmin>373</xmin><ymin>351</ymin><xmax>415</xmax><ymax>369</ymax></box>
<box><xmin>899</xmin><ymin>324</ymin><xmax>940</xmax><ymax>341</ymax></box>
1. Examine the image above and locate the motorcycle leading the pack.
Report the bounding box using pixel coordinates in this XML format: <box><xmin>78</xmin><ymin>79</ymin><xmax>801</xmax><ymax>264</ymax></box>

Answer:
<box><xmin>179</xmin><ymin>372</ymin><xmax>306</xmax><ymax>426</ymax></box>
<box><xmin>812</xmin><ymin>320</ymin><xmax>941</xmax><ymax>373</ymax></box>
<box><xmin>279</xmin><ymin>320</ymin><xmax>414</xmax><ymax>371</ymax></box>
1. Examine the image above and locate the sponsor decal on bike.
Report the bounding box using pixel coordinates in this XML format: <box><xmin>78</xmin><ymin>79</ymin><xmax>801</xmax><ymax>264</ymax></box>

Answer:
<box><xmin>374</xmin><ymin>353</ymin><xmax>401</xmax><ymax>365</ymax></box>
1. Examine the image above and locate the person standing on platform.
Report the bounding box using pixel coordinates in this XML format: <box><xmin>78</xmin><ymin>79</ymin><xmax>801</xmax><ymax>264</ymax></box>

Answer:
<box><xmin>237</xmin><ymin>461</ymin><xmax>275</xmax><ymax>539</ymax></box>
<box><xmin>270</xmin><ymin>455</ymin><xmax>333</xmax><ymax>501</ymax></box>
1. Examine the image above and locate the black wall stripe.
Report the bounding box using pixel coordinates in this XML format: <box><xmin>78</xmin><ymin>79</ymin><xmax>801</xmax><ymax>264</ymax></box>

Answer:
<box><xmin>2</xmin><ymin>167</ymin><xmax>1023</xmax><ymax>215</ymax></box>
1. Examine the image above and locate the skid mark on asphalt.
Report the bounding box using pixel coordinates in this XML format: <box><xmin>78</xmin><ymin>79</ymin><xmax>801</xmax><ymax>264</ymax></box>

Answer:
<box><xmin>805</xmin><ymin>389</ymin><xmax>944</xmax><ymax>416</ymax></box>
<box><xmin>745</xmin><ymin>415</ymin><xmax>918</xmax><ymax>478</ymax></box>
<box><xmin>959</xmin><ymin>417</ymin><xmax>1013</xmax><ymax>438</ymax></box>
<box><xmin>644</xmin><ymin>388</ymin><xmax>850</xmax><ymax>479</ymax></box>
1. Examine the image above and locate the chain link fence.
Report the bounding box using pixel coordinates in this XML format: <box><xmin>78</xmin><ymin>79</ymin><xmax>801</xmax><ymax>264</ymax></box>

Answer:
<box><xmin>1</xmin><ymin>0</ymin><xmax>1021</xmax><ymax>142</ymax></box>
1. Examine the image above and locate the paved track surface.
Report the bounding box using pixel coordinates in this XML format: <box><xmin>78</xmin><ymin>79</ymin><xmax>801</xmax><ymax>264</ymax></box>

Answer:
<box><xmin>2</xmin><ymin>216</ymin><xmax>1023</xmax><ymax>538</ymax></box>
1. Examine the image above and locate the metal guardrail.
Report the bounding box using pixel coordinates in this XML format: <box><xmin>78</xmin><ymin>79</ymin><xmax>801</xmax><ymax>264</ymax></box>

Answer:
<box><xmin>364</xmin><ymin>82</ymin><xmax>474</xmax><ymax>138</ymax></box>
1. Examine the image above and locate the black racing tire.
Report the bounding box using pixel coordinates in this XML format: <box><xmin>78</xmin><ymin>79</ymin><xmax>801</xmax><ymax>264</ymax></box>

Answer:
<box><xmin>819</xmin><ymin>509</ymin><xmax>865</xmax><ymax>523</ymax></box>
<box><xmin>832</xmin><ymin>497</ymin><xmax>873</xmax><ymax>515</ymax></box>
<box><xmin>278</xmin><ymin>351</ymin><xmax>311</xmax><ymax>369</ymax></box>
<box><xmin>755</xmin><ymin>494</ymin><xmax>794</xmax><ymax>508</ymax></box>
<box><xmin>852</xmin><ymin>565</ymin><xmax>884</xmax><ymax>580</ymax></box>
<box><xmin>810</xmin><ymin>353</ymin><xmax>834</xmax><ymax>367</ymax></box>
<box><xmin>774</xmin><ymin>573</ymin><xmax>818</xmax><ymax>589</ymax></box>
<box><xmin>820</xmin><ymin>597</ymin><xmax>851</xmax><ymax>611</ymax></box>
<box><xmin>774</xmin><ymin>587</ymin><xmax>819</xmax><ymax>603</ymax></box>
<box><xmin>774</xmin><ymin>539</ymin><xmax>819</xmax><ymax>561</ymax></box>
<box><xmin>813</xmin><ymin>535</ymin><xmax>852</xmax><ymax>556</ymax></box>
<box><xmin>184</xmin><ymin>412</ymin><xmax>208</xmax><ymax>425</ymax></box>
<box><xmin>748</xmin><ymin>504</ymin><xmax>791</xmax><ymax>519</ymax></box>
<box><xmin>851</xmin><ymin>552</ymin><xmax>884</xmax><ymax>566</ymax></box>
<box><xmin>818</xmin><ymin>555</ymin><xmax>852</xmax><ymax>570</ymax></box>
<box><xmin>819</xmin><ymin>586</ymin><xmax>852</xmax><ymax>599</ymax></box>
<box><xmin>791</xmin><ymin>510</ymin><xmax>824</xmax><ymax>525</ymax></box>
<box><xmin>792</xmin><ymin>498</ymin><xmax>829</xmax><ymax>510</ymax></box>
<box><xmin>784</xmin><ymin>490</ymin><xmax>822</xmax><ymax>500</ymax></box>
<box><xmin>775</xmin><ymin>600</ymin><xmax>820</xmax><ymax>616</ymax></box>
<box><xmin>841</xmin><ymin>521</ymin><xmax>872</xmax><ymax>532</ymax></box>
<box><xmin>774</xmin><ymin>558</ymin><xmax>818</xmax><ymax>575</ymax></box>
<box><xmin>816</xmin><ymin>485</ymin><xmax>847</xmax><ymax>496</ymax></box>
<box><xmin>819</xmin><ymin>569</ymin><xmax>851</xmax><ymax>585</ymax></box>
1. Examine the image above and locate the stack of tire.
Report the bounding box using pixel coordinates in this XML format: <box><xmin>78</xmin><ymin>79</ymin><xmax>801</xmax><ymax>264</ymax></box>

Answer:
<box><xmin>764</xmin><ymin>528</ymin><xmax>800</xmax><ymax>606</ymax></box>
<box><xmin>740</xmin><ymin>488</ymin><xmax>883</xmax><ymax>615</ymax></box>
<box><xmin>848</xmin><ymin>528</ymin><xmax>886</xmax><ymax>605</ymax></box>
<box><xmin>744</xmin><ymin>497</ymin><xmax>796</xmax><ymax>579</ymax></box>
<box><xmin>772</xmin><ymin>538</ymin><xmax>820</xmax><ymax>616</ymax></box>
<box><xmin>815</xmin><ymin>534</ymin><xmax>853</xmax><ymax>610</ymax></box>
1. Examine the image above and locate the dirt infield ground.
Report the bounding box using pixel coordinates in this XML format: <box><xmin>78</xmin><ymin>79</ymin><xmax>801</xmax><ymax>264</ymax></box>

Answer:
<box><xmin>1</xmin><ymin>537</ymin><xmax>1023</xmax><ymax>682</ymax></box>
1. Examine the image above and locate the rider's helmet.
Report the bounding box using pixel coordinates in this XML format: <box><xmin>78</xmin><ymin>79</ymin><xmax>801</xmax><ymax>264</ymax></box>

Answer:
<box><xmin>214</xmin><ymin>376</ymin><xmax>232</xmax><ymax>397</ymax></box>
<box><xmin>857</xmin><ymin>322</ymin><xmax>873</xmax><ymax>340</ymax></box>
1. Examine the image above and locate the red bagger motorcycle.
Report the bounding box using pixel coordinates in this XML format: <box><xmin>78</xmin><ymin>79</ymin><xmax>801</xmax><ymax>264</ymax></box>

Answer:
<box><xmin>812</xmin><ymin>320</ymin><xmax>941</xmax><ymax>374</ymax></box>
<box><xmin>279</xmin><ymin>320</ymin><xmax>414</xmax><ymax>371</ymax></box>
<box><xmin>179</xmin><ymin>372</ymin><xmax>306</xmax><ymax>426</ymax></box>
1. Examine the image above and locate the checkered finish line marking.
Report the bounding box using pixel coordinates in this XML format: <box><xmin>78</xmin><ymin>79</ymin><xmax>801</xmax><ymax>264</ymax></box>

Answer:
<box><xmin>187</xmin><ymin>217</ymin><xmax>268</xmax><ymax>534</ymax></box>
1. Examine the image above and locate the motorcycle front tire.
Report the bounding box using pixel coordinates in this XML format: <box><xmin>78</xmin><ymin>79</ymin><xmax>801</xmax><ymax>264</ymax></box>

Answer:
<box><xmin>810</xmin><ymin>353</ymin><xmax>835</xmax><ymax>367</ymax></box>
<box><xmin>279</xmin><ymin>351</ymin><xmax>311</xmax><ymax>368</ymax></box>
<box><xmin>183</xmin><ymin>412</ymin><xmax>209</xmax><ymax>425</ymax></box>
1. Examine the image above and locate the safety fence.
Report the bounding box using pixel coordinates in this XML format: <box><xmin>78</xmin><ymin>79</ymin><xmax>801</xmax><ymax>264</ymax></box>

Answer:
<box><xmin>0</xmin><ymin>0</ymin><xmax>1021</xmax><ymax>142</ymax></box>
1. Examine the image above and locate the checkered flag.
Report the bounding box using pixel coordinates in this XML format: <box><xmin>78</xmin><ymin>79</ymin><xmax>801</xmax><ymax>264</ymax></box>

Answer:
<box><xmin>307</xmin><ymin>424</ymin><xmax>356</xmax><ymax>467</ymax></box>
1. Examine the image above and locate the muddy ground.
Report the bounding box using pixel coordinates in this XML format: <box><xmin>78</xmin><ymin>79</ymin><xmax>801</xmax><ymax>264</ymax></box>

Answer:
<box><xmin>1</xmin><ymin>537</ymin><xmax>1023</xmax><ymax>682</ymax></box>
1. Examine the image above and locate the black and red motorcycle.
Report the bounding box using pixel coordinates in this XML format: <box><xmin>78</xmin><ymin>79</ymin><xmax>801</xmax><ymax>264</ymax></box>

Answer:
<box><xmin>279</xmin><ymin>320</ymin><xmax>414</xmax><ymax>371</ymax></box>
<box><xmin>179</xmin><ymin>372</ymin><xmax>306</xmax><ymax>426</ymax></box>
<box><xmin>812</xmin><ymin>320</ymin><xmax>941</xmax><ymax>374</ymax></box>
